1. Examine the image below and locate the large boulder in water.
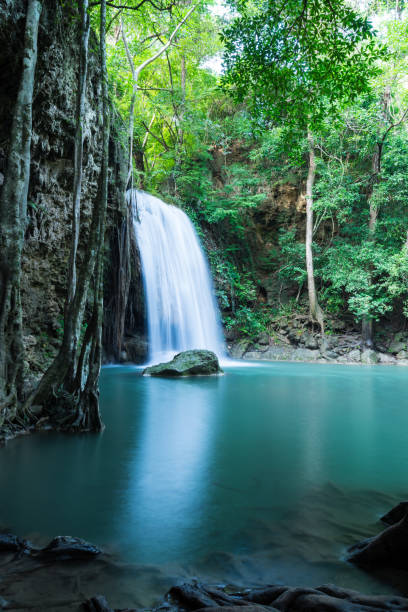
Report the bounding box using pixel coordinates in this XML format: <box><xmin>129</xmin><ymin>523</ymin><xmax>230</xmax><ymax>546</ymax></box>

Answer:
<box><xmin>143</xmin><ymin>350</ymin><xmax>223</xmax><ymax>377</ymax></box>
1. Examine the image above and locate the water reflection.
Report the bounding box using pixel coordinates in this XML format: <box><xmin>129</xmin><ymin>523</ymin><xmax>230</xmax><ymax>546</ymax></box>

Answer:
<box><xmin>121</xmin><ymin>376</ymin><xmax>219</xmax><ymax>560</ymax></box>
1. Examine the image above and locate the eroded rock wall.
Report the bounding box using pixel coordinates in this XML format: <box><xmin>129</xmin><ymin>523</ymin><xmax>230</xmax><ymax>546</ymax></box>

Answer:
<box><xmin>0</xmin><ymin>1</ymin><xmax>128</xmax><ymax>385</ymax></box>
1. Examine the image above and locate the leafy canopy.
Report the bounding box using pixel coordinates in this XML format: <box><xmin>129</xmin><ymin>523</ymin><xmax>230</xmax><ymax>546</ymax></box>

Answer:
<box><xmin>221</xmin><ymin>0</ymin><xmax>383</xmax><ymax>127</ymax></box>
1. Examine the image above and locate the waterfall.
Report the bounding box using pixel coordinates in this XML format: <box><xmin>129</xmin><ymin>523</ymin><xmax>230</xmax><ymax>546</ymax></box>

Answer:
<box><xmin>129</xmin><ymin>190</ymin><xmax>225</xmax><ymax>364</ymax></box>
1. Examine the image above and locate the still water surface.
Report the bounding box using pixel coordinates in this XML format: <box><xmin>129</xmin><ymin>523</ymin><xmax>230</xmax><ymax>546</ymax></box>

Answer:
<box><xmin>0</xmin><ymin>362</ymin><xmax>407</xmax><ymax>596</ymax></box>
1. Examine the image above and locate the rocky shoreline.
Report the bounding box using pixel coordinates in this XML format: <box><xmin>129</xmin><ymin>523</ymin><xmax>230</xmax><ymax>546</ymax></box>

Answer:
<box><xmin>1</xmin><ymin>500</ymin><xmax>408</xmax><ymax>611</ymax></box>
<box><xmin>228</xmin><ymin>329</ymin><xmax>408</xmax><ymax>366</ymax></box>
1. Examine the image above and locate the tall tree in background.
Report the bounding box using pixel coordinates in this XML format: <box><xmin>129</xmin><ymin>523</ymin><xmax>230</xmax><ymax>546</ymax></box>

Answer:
<box><xmin>221</xmin><ymin>0</ymin><xmax>381</xmax><ymax>333</ymax></box>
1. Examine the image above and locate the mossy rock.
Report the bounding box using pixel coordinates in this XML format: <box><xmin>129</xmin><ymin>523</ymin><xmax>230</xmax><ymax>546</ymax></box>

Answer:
<box><xmin>143</xmin><ymin>350</ymin><xmax>223</xmax><ymax>377</ymax></box>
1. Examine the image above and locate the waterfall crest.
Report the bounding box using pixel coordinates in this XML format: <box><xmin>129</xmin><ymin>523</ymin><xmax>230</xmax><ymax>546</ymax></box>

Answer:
<box><xmin>129</xmin><ymin>190</ymin><xmax>225</xmax><ymax>363</ymax></box>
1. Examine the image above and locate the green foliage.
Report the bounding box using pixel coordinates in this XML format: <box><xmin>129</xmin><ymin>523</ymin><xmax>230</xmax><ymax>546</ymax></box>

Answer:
<box><xmin>321</xmin><ymin>241</ymin><xmax>408</xmax><ymax>321</ymax></box>
<box><xmin>221</xmin><ymin>0</ymin><xmax>383</xmax><ymax>128</ymax></box>
<box><xmin>224</xmin><ymin>305</ymin><xmax>269</xmax><ymax>338</ymax></box>
<box><xmin>277</xmin><ymin>228</ymin><xmax>307</xmax><ymax>287</ymax></box>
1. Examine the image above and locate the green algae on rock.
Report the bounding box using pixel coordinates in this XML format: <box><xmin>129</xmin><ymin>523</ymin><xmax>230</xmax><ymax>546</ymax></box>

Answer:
<box><xmin>143</xmin><ymin>350</ymin><xmax>223</xmax><ymax>377</ymax></box>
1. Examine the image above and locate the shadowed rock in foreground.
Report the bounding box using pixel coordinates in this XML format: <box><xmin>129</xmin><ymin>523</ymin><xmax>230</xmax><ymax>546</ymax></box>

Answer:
<box><xmin>348</xmin><ymin>505</ymin><xmax>408</xmax><ymax>570</ymax></box>
<box><xmin>84</xmin><ymin>582</ymin><xmax>408</xmax><ymax>611</ymax></box>
<box><xmin>143</xmin><ymin>350</ymin><xmax>223</xmax><ymax>377</ymax></box>
<box><xmin>381</xmin><ymin>501</ymin><xmax>408</xmax><ymax>526</ymax></box>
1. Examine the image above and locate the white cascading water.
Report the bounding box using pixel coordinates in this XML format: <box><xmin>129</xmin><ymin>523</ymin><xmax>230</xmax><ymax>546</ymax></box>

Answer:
<box><xmin>128</xmin><ymin>190</ymin><xmax>225</xmax><ymax>364</ymax></box>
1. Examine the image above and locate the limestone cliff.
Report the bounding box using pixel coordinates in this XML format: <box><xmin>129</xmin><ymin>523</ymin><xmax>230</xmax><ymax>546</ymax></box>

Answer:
<box><xmin>0</xmin><ymin>1</ymin><xmax>128</xmax><ymax>390</ymax></box>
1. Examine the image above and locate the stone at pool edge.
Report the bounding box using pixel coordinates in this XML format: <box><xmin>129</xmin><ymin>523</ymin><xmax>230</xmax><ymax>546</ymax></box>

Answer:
<box><xmin>142</xmin><ymin>350</ymin><xmax>223</xmax><ymax>377</ymax></box>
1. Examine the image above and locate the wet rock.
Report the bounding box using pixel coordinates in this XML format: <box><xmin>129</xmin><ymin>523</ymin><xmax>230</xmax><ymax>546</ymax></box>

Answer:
<box><xmin>389</xmin><ymin>341</ymin><xmax>406</xmax><ymax>355</ymax></box>
<box><xmin>257</xmin><ymin>332</ymin><xmax>270</xmax><ymax>346</ymax></box>
<box><xmin>347</xmin><ymin>512</ymin><xmax>408</xmax><ymax>570</ymax></box>
<box><xmin>252</xmin><ymin>346</ymin><xmax>294</xmax><ymax>360</ymax></box>
<box><xmin>123</xmin><ymin>336</ymin><xmax>148</xmax><ymax>363</ymax></box>
<box><xmin>83</xmin><ymin>595</ymin><xmax>114</xmax><ymax>612</ymax></box>
<box><xmin>225</xmin><ymin>328</ymin><xmax>238</xmax><ymax>342</ymax></box>
<box><xmin>376</xmin><ymin>343</ymin><xmax>388</xmax><ymax>353</ymax></box>
<box><xmin>287</xmin><ymin>329</ymin><xmax>301</xmax><ymax>344</ymax></box>
<box><xmin>381</xmin><ymin>502</ymin><xmax>408</xmax><ymax>525</ymax></box>
<box><xmin>293</xmin><ymin>348</ymin><xmax>320</xmax><ymax>361</ymax></box>
<box><xmin>166</xmin><ymin>582</ymin><xmax>408</xmax><ymax>611</ymax></box>
<box><xmin>396</xmin><ymin>350</ymin><xmax>408</xmax><ymax>360</ymax></box>
<box><xmin>143</xmin><ymin>350</ymin><xmax>223</xmax><ymax>377</ymax></box>
<box><xmin>319</xmin><ymin>336</ymin><xmax>336</xmax><ymax>353</ymax></box>
<box><xmin>197</xmin><ymin>607</ymin><xmax>272</xmax><ymax>612</ymax></box>
<box><xmin>325</xmin><ymin>350</ymin><xmax>338</xmax><ymax>359</ymax></box>
<box><xmin>361</xmin><ymin>349</ymin><xmax>379</xmax><ymax>364</ymax></box>
<box><xmin>230</xmin><ymin>339</ymin><xmax>251</xmax><ymax>359</ymax></box>
<box><xmin>304</xmin><ymin>334</ymin><xmax>319</xmax><ymax>350</ymax></box>
<box><xmin>0</xmin><ymin>533</ymin><xmax>28</xmax><ymax>552</ymax></box>
<box><xmin>39</xmin><ymin>536</ymin><xmax>102</xmax><ymax>560</ymax></box>
<box><xmin>348</xmin><ymin>349</ymin><xmax>361</xmax><ymax>362</ymax></box>
<box><xmin>378</xmin><ymin>352</ymin><xmax>396</xmax><ymax>364</ymax></box>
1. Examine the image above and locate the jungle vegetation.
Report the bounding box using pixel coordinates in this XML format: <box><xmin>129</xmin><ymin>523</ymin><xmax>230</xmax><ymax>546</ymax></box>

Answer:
<box><xmin>104</xmin><ymin>0</ymin><xmax>408</xmax><ymax>343</ymax></box>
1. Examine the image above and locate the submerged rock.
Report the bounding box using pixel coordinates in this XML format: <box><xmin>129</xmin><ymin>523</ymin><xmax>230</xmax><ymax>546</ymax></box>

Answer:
<box><xmin>39</xmin><ymin>536</ymin><xmax>102</xmax><ymax>560</ymax></box>
<box><xmin>143</xmin><ymin>350</ymin><xmax>223</xmax><ymax>377</ymax></box>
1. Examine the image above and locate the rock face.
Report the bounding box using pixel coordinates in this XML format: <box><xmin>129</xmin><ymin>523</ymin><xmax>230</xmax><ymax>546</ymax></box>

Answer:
<box><xmin>143</xmin><ymin>350</ymin><xmax>223</xmax><ymax>377</ymax></box>
<box><xmin>0</xmin><ymin>0</ymin><xmax>129</xmax><ymax>398</ymax></box>
<box><xmin>123</xmin><ymin>335</ymin><xmax>148</xmax><ymax>363</ymax></box>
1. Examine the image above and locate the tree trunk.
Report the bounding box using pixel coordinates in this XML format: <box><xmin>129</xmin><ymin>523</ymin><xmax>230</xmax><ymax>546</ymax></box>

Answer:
<box><xmin>362</xmin><ymin>142</ymin><xmax>382</xmax><ymax>347</ymax></box>
<box><xmin>67</xmin><ymin>0</ymin><xmax>90</xmax><ymax>307</ymax></box>
<box><xmin>74</xmin><ymin>0</ymin><xmax>110</xmax><ymax>429</ymax></box>
<box><xmin>178</xmin><ymin>55</ymin><xmax>186</xmax><ymax>145</ymax></box>
<box><xmin>305</xmin><ymin>130</ymin><xmax>324</xmax><ymax>334</ymax></box>
<box><xmin>0</xmin><ymin>0</ymin><xmax>42</xmax><ymax>421</ymax></box>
